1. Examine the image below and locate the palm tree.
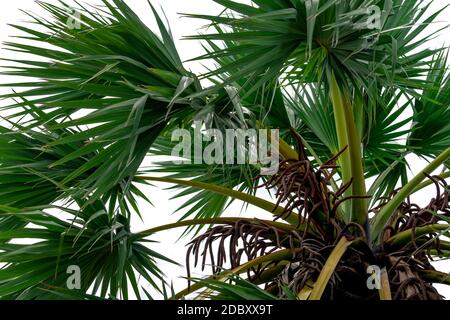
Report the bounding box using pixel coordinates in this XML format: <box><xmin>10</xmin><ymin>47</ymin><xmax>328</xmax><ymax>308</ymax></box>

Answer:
<box><xmin>0</xmin><ymin>0</ymin><xmax>449</xmax><ymax>300</ymax></box>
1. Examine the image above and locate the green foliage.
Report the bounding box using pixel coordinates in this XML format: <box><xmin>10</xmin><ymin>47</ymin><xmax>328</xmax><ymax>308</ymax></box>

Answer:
<box><xmin>1</xmin><ymin>0</ymin><xmax>197</xmax><ymax>204</ymax></box>
<box><xmin>187</xmin><ymin>0</ymin><xmax>444</xmax><ymax>97</ymax></box>
<box><xmin>408</xmin><ymin>50</ymin><xmax>450</xmax><ymax>160</ymax></box>
<box><xmin>0</xmin><ymin>201</ymin><xmax>176</xmax><ymax>299</ymax></box>
<box><xmin>0</xmin><ymin>104</ymin><xmax>151</xmax><ymax>225</ymax></box>
<box><xmin>147</xmin><ymin>133</ymin><xmax>261</xmax><ymax>235</ymax></box>
<box><xmin>191</xmin><ymin>275</ymin><xmax>278</xmax><ymax>300</ymax></box>
<box><xmin>0</xmin><ymin>0</ymin><xmax>449</xmax><ymax>301</ymax></box>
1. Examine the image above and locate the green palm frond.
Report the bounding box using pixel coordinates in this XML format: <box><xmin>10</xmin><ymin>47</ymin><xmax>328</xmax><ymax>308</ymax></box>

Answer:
<box><xmin>0</xmin><ymin>103</ymin><xmax>151</xmax><ymax>222</ymax></box>
<box><xmin>1</xmin><ymin>0</ymin><xmax>197</xmax><ymax>204</ymax></box>
<box><xmin>362</xmin><ymin>88</ymin><xmax>412</xmax><ymax>201</ymax></box>
<box><xmin>198</xmin><ymin>26</ymin><xmax>294</xmax><ymax>131</ymax></box>
<box><xmin>0</xmin><ymin>0</ymin><xmax>449</xmax><ymax>302</ymax></box>
<box><xmin>144</xmin><ymin>127</ymin><xmax>266</xmax><ymax>235</ymax></box>
<box><xmin>191</xmin><ymin>275</ymin><xmax>278</xmax><ymax>300</ymax></box>
<box><xmin>408</xmin><ymin>49</ymin><xmax>450</xmax><ymax>160</ymax></box>
<box><xmin>0</xmin><ymin>125</ymin><xmax>68</xmax><ymax>210</ymax></box>
<box><xmin>285</xmin><ymin>84</ymin><xmax>338</xmax><ymax>158</ymax></box>
<box><xmin>0</xmin><ymin>201</ymin><xmax>176</xmax><ymax>300</ymax></box>
<box><xmin>186</xmin><ymin>0</ymin><xmax>445</xmax><ymax>96</ymax></box>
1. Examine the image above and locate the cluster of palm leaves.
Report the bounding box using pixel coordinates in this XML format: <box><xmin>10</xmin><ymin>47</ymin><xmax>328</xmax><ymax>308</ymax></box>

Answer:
<box><xmin>0</xmin><ymin>0</ymin><xmax>449</xmax><ymax>300</ymax></box>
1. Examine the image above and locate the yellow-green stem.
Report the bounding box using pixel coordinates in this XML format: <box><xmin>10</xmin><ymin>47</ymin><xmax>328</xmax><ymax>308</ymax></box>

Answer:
<box><xmin>309</xmin><ymin>237</ymin><xmax>353</xmax><ymax>300</ymax></box>
<box><xmin>419</xmin><ymin>270</ymin><xmax>450</xmax><ymax>286</ymax></box>
<box><xmin>385</xmin><ymin>224</ymin><xmax>450</xmax><ymax>248</ymax></box>
<box><xmin>138</xmin><ymin>176</ymin><xmax>299</xmax><ymax>226</ymax></box>
<box><xmin>412</xmin><ymin>171</ymin><xmax>450</xmax><ymax>194</ymax></box>
<box><xmin>328</xmin><ymin>72</ymin><xmax>367</xmax><ymax>226</ymax></box>
<box><xmin>379</xmin><ymin>269</ymin><xmax>392</xmax><ymax>300</ymax></box>
<box><xmin>136</xmin><ymin>217</ymin><xmax>300</xmax><ymax>238</ymax></box>
<box><xmin>342</xmin><ymin>90</ymin><xmax>368</xmax><ymax>225</ymax></box>
<box><xmin>173</xmin><ymin>248</ymin><xmax>301</xmax><ymax>299</ymax></box>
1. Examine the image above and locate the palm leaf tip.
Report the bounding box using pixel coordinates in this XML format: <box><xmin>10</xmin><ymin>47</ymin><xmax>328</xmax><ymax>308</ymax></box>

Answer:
<box><xmin>0</xmin><ymin>202</ymin><xmax>175</xmax><ymax>300</ymax></box>
<box><xmin>190</xmin><ymin>0</ymin><xmax>447</xmax><ymax>96</ymax></box>
<box><xmin>1</xmin><ymin>0</ymin><xmax>198</xmax><ymax>207</ymax></box>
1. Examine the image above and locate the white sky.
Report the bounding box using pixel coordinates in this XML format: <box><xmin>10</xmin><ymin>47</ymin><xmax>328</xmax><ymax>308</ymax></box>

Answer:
<box><xmin>0</xmin><ymin>0</ymin><xmax>449</xmax><ymax>300</ymax></box>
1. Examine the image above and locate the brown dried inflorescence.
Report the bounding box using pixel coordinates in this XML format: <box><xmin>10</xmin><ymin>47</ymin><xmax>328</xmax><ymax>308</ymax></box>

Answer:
<box><xmin>186</xmin><ymin>220</ymin><xmax>303</xmax><ymax>280</ymax></box>
<box><xmin>388</xmin><ymin>256</ymin><xmax>441</xmax><ymax>300</ymax></box>
<box><xmin>261</xmin><ymin>139</ymin><xmax>346</xmax><ymax>228</ymax></box>
<box><xmin>378</xmin><ymin>174</ymin><xmax>450</xmax><ymax>240</ymax></box>
<box><xmin>374</xmin><ymin>174</ymin><xmax>450</xmax><ymax>300</ymax></box>
<box><xmin>185</xmin><ymin>138</ymin><xmax>449</xmax><ymax>300</ymax></box>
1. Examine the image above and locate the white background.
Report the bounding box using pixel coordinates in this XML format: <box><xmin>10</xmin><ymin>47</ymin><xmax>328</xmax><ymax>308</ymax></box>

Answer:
<box><xmin>0</xmin><ymin>0</ymin><xmax>449</xmax><ymax>299</ymax></box>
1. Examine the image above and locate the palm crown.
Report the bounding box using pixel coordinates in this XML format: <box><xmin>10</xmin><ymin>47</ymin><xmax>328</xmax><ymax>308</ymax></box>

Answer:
<box><xmin>0</xmin><ymin>0</ymin><xmax>449</xmax><ymax>300</ymax></box>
